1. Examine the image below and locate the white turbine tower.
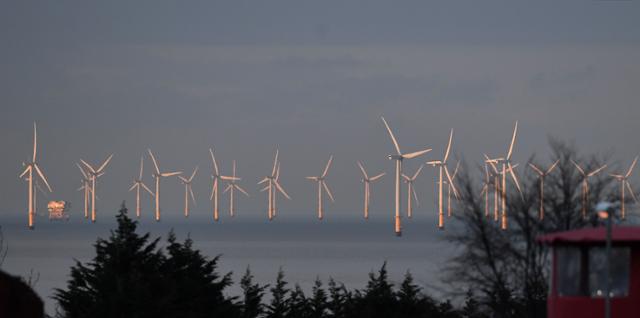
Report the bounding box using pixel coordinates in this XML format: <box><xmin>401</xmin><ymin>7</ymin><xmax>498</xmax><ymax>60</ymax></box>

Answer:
<box><xmin>306</xmin><ymin>155</ymin><xmax>335</xmax><ymax>220</ymax></box>
<box><xmin>76</xmin><ymin>163</ymin><xmax>92</xmax><ymax>219</ymax></box>
<box><xmin>80</xmin><ymin>154</ymin><xmax>114</xmax><ymax>223</ymax></box>
<box><xmin>259</xmin><ymin>150</ymin><xmax>291</xmax><ymax>220</ymax></box>
<box><xmin>610</xmin><ymin>156</ymin><xmax>639</xmax><ymax>219</ymax></box>
<box><xmin>147</xmin><ymin>149</ymin><xmax>181</xmax><ymax>222</ymax></box>
<box><xmin>178</xmin><ymin>167</ymin><xmax>198</xmax><ymax>218</ymax></box>
<box><xmin>209</xmin><ymin>148</ymin><xmax>237</xmax><ymax>222</ymax></box>
<box><xmin>381</xmin><ymin>117</ymin><xmax>432</xmax><ymax>236</ymax></box>
<box><xmin>128</xmin><ymin>157</ymin><xmax>154</xmax><ymax>218</ymax></box>
<box><xmin>572</xmin><ymin>160</ymin><xmax>607</xmax><ymax>220</ymax></box>
<box><xmin>402</xmin><ymin>164</ymin><xmax>423</xmax><ymax>219</ymax></box>
<box><xmin>528</xmin><ymin>160</ymin><xmax>559</xmax><ymax>220</ymax></box>
<box><xmin>19</xmin><ymin>123</ymin><xmax>52</xmax><ymax>229</ymax></box>
<box><xmin>426</xmin><ymin>129</ymin><xmax>459</xmax><ymax>229</ymax></box>
<box><xmin>223</xmin><ymin>160</ymin><xmax>249</xmax><ymax>217</ymax></box>
<box><xmin>356</xmin><ymin>161</ymin><xmax>385</xmax><ymax>219</ymax></box>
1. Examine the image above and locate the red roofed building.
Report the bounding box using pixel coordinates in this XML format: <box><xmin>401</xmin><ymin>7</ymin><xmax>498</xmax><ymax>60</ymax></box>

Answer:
<box><xmin>538</xmin><ymin>226</ymin><xmax>640</xmax><ymax>318</ymax></box>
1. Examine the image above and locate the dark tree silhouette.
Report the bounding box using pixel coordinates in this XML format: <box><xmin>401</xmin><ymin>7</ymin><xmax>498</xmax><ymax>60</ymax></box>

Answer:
<box><xmin>308</xmin><ymin>277</ymin><xmax>328</xmax><ymax>318</ymax></box>
<box><xmin>286</xmin><ymin>284</ymin><xmax>310</xmax><ymax>318</ymax></box>
<box><xmin>240</xmin><ymin>267</ymin><xmax>268</xmax><ymax>318</ymax></box>
<box><xmin>266</xmin><ymin>268</ymin><xmax>289</xmax><ymax>318</ymax></box>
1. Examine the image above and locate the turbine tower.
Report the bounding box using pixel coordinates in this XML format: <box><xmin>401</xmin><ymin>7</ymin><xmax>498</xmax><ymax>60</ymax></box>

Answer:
<box><xmin>426</xmin><ymin>129</ymin><xmax>458</xmax><ymax>229</ymax></box>
<box><xmin>306</xmin><ymin>155</ymin><xmax>335</xmax><ymax>220</ymax></box>
<box><xmin>479</xmin><ymin>163</ymin><xmax>494</xmax><ymax>218</ymax></box>
<box><xmin>178</xmin><ymin>167</ymin><xmax>198</xmax><ymax>218</ymax></box>
<box><xmin>401</xmin><ymin>164</ymin><xmax>423</xmax><ymax>219</ymax></box>
<box><xmin>148</xmin><ymin>149</ymin><xmax>181</xmax><ymax>222</ymax></box>
<box><xmin>572</xmin><ymin>160</ymin><xmax>607</xmax><ymax>220</ymax></box>
<box><xmin>128</xmin><ymin>157</ymin><xmax>154</xmax><ymax>218</ymax></box>
<box><xmin>19</xmin><ymin>123</ymin><xmax>52</xmax><ymax>229</ymax></box>
<box><xmin>484</xmin><ymin>122</ymin><xmax>523</xmax><ymax>230</ymax></box>
<box><xmin>609</xmin><ymin>156</ymin><xmax>637</xmax><ymax>219</ymax></box>
<box><xmin>528</xmin><ymin>160</ymin><xmax>559</xmax><ymax>220</ymax></box>
<box><xmin>209</xmin><ymin>148</ymin><xmax>237</xmax><ymax>221</ymax></box>
<box><xmin>223</xmin><ymin>160</ymin><xmax>249</xmax><ymax>217</ymax></box>
<box><xmin>356</xmin><ymin>161</ymin><xmax>385</xmax><ymax>219</ymax></box>
<box><xmin>80</xmin><ymin>154</ymin><xmax>113</xmax><ymax>223</ymax></box>
<box><xmin>381</xmin><ymin>117</ymin><xmax>432</xmax><ymax>236</ymax></box>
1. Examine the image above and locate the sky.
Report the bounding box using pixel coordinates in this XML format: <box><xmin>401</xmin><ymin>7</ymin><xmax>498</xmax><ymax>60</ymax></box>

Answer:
<box><xmin>1</xmin><ymin>1</ymin><xmax>640</xmax><ymax>224</ymax></box>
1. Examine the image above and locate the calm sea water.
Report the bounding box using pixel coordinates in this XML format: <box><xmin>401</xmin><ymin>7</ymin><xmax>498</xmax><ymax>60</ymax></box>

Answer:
<box><xmin>0</xmin><ymin>212</ymin><xmax>457</xmax><ymax>315</ymax></box>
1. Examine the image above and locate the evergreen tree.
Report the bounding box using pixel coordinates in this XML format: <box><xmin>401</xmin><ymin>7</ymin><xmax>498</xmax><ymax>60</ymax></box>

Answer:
<box><xmin>326</xmin><ymin>278</ymin><xmax>351</xmax><ymax>318</ymax></box>
<box><xmin>240</xmin><ymin>267</ymin><xmax>268</xmax><ymax>318</ymax></box>
<box><xmin>286</xmin><ymin>284</ymin><xmax>309</xmax><ymax>318</ymax></box>
<box><xmin>461</xmin><ymin>290</ymin><xmax>488</xmax><ymax>318</ymax></box>
<box><xmin>358</xmin><ymin>262</ymin><xmax>397</xmax><ymax>318</ymax></box>
<box><xmin>309</xmin><ymin>277</ymin><xmax>328</xmax><ymax>318</ymax></box>
<box><xmin>266</xmin><ymin>268</ymin><xmax>289</xmax><ymax>318</ymax></box>
<box><xmin>54</xmin><ymin>202</ymin><xmax>165</xmax><ymax>318</ymax></box>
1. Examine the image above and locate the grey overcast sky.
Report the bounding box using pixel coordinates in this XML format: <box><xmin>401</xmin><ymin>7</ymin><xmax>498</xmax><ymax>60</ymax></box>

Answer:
<box><xmin>1</xmin><ymin>1</ymin><xmax>639</xmax><ymax>221</ymax></box>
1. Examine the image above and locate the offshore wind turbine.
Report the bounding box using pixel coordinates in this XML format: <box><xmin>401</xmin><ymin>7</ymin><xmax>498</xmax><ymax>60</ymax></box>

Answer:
<box><xmin>19</xmin><ymin>123</ymin><xmax>52</xmax><ymax>229</ymax></box>
<box><xmin>528</xmin><ymin>160</ymin><xmax>559</xmax><ymax>220</ymax></box>
<box><xmin>484</xmin><ymin>122</ymin><xmax>523</xmax><ymax>230</ymax></box>
<box><xmin>209</xmin><ymin>148</ymin><xmax>237</xmax><ymax>221</ymax></box>
<box><xmin>259</xmin><ymin>150</ymin><xmax>291</xmax><ymax>220</ymax></box>
<box><xmin>306</xmin><ymin>156</ymin><xmax>335</xmax><ymax>220</ymax></box>
<box><xmin>76</xmin><ymin>163</ymin><xmax>92</xmax><ymax>219</ymax></box>
<box><xmin>426</xmin><ymin>129</ymin><xmax>458</xmax><ymax>229</ymax></box>
<box><xmin>148</xmin><ymin>149</ymin><xmax>181</xmax><ymax>222</ymax></box>
<box><xmin>128</xmin><ymin>157</ymin><xmax>154</xmax><ymax>218</ymax></box>
<box><xmin>402</xmin><ymin>164</ymin><xmax>423</xmax><ymax>219</ymax></box>
<box><xmin>572</xmin><ymin>160</ymin><xmax>607</xmax><ymax>220</ymax></box>
<box><xmin>80</xmin><ymin>154</ymin><xmax>113</xmax><ymax>223</ymax></box>
<box><xmin>357</xmin><ymin>161</ymin><xmax>385</xmax><ymax>219</ymax></box>
<box><xmin>381</xmin><ymin>117</ymin><xmax>432</xmax><ymax>236</ymax></box>
<box><xmin>446</xmin><ymin>161</ymin><xmax>461</xmax><ymax>218</ymax></box>
<box><xmin>223</xmin><ymin>160</ymin><xmax>249</xmax><ymax>217</ymax></box>
<box><xmin>609</xmin><ymin>156</ymin><xmax>638</xmax><ymax>219</ymax></box>
<box><xmin>178</xmin><ymin>167</ymin><xmax>198</xmax><ymax>218</ymax></box>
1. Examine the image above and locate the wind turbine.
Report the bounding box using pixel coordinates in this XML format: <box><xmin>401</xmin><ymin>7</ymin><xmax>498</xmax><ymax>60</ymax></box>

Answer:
<box><xmin>76</xmin><ymin>163</ymin><xmax>92</xmax><ymax>219</ymax></box>
<box><xmin>572</xmin><ymin>160</ymin><xmax>607</xmax><ymax>220</ymax></box>
<box><xmin>19</xmin><ymin>123</ymin><xmax>52</xmax><ymax>229</ymax></box>
<box><xmin>128</xmin><ymin>157</ymin><xmax>154</xmax><ymax>218</ymax></box>
<box><xmin>356</xmin><ymin>161</ymin><xmax>385</xmax><ymax>219</ymax></box>
<box><xmin>402</xmin><ymin>164</ymin><xmax>423</xmax><ymax>219</ymax></box>
<box><xmin>528</xmin><ymin>160</ymin><xmax>560</xmax><ymax>220</ymax></box>
<box><xmin>446</xmin><ymin>161</ymin><xmax>461</xmax><ymax>218</ymax></box>
<box><xmin>484</xmin><ymin>122</ymin><xmax>523</xmax><ymax>230</ymax></box>
<box><xmin>426</xmin><ymin>129</ymin><xmax>458</xmax><ymax>229</ymax></box>
<box><xmin>80</xmin><ymin>154</ymin><xmax>113</xmax><ymax>223</ymax></box>
<box><xmin>178</xmin><ymin>167</ymin><xmax>198</xmax><ymax>218</ymax></box>
<box><xmin>609</xmin><ymin>156</ymin><xmax>638</xmax><ymax>219</ymax></box>
<box><xmin>209</xmin><ymin>148</ymin><xmax>237</xmax><ymax>221</ymax></box>
<box><xmin>223</xmin><ymin>160</ymin><xmax>249</xmax><ymax>217</ymax></box>
<box><xmin>259</xmin><ymin>150</ymin><xmax>291</xmax><ymax>220</ymax></box>
<box><xmin>147</xmin><ymin>149</ymin><xmax>181</xmax><ymax>222</ymax></box>
<box><xmin>306</xmin><ymin>155</ymin><xmax>335</xmax><ymax>220</ymax></box>
<box><xmin>479</xmin><ymin>163</ymin><xmax>494</xmax><ymax>218</ymax></box>
<box><xmin>381</xmin><ymin>117</ymin><xmax>431</xmax><ymax>236</ymax></box>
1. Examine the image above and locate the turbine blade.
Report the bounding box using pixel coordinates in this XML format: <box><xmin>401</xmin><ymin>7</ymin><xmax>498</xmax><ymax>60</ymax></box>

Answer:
<box><xmin>306</xmin><ymin>176</ymin><xmax>318</xmax><ymax>181</ymax></box>
<box><xmin>444</xmin><ymin>166</ymin><xmax>459</xmax><ymax>199</ymax></box>
<box><xmin>139</xmin><ymin>156</ymin><xmax>144</xmax><ymax>180</ymax></box>
<box><xmin>223</xmin><ymin>184</ymin><xmax>232</xmax><ymax>194</ymax></box>
<box><xmin>626</xmin><ymin>156</ymin><xmax>638</xmax><ymax>178</ymax></box>
<box><xmin>80</xmin><ymin>159</ymin><xmax>96</xmax><ymax>173</ymax></box>
<box><xmin>451</xmin><ymin>161</ymin><xmax>461</xmax><ymax>179</ymax></box>
<box><xmin>370</xmin><ymin>172</ymin><xmax>385</xmax><ymax>181</ymax></box>
<box><xmin>129</xmin><ymin>183</ymin><xmax>138</xmax><ymax>192</ymax></box>
<box><xmin>625</xmin><ymin>182</ymin><xmax>638</xmax><ymax>204</ymax></box>
<box><xmin>33</xmin><ymin>122</ymin><xmax>37</xmax><ymax>162</ymax></box>
<box><xmin>220</xmin><ymin>176</ymin><xmax>240</xmax><ymax>181</ymax></box>
<box><xmin>322</xmin><ymin>181</ymin><xmax>335</xmax><ymax>202</ymax></box>
<box><xmin>443</xmin><ymin>129</ymin><xmax>453</xmax><ymax>163</ymax></box>
<box><xmin>272</xmin><ymin>149</ymin><xmax>279</xmax><ymax>176</ymax></box>
<box><xmin>403</xmin><ymin>148</ymin><xmax>432</xmax><ymax>159</ymax></box>
<box><xmin>260</xmin><ymin>185</ymin><xmax>270</xmax><ymax>192</ymax></box>
<box><xmin>588</xmin><ymin>164</ymin><xmax>607</xmax><ymax>177</ymax></box>
<box><xmin>33</xmin><ymin>164</ymin><xmax>52</xmax><ymax>192</ymax></box>
<box><xmin>211</xmin><ymin>179</ymin><xmax>218</xmax><ymax>200</ymax></box>
<box><xmin>571</xmin><ymin>160</ymin><xmax>585</xmax><ymax>175</ymax></box>
<box><xmin>506</xmin><ymin>121</ymin><xmax>518</xmax><ymax>160</ymax></box>
<box><xmin>178</xmin><ymin>176</ymin><xmax>188</xmax><ymax>183</ymax></box>
<box><xmin>258</xmin><ymin>177</ymin><xmax>268</xmax><ymax>185</ymax></box>
<box><xmin>528</xmin><ymin>163</ymin><xmax>544</xmax><ymax>176</ymax></box>
<box><xmin>96</xmin><ymin>154</ymin><xmax>113</xmax><ymax>174</ymax></box>
<box><xmin>19</xmin><ymin>166</ymin><xmax>30</xmax><ymax>178</ymax></box>
<box><xmin>209</xmin><ymin>148</ymin><xmax>219</xmax><ymax>175</ymax></box>
<box><xmin>147</xmin><ymin>149</ymin><xmax>160</xmax><ymax>174</ymax></box>
<box><xmin>189</xmin><ymin>166</ymin><xmax>199</xmax><ymax>182</ymax></box>
<box><xmin>235</xmin><ymin>185</ymin><xmax>250</xmax><ymax>197</ymax></box>
<box><xmin>161</xmin><ymin>172</ymin><xmax>182</xmax><ymax>177</ymax></box>
<box><xmin>402</xmin><ymin>174</ymin><xmax>410</xmax><ymax>181</ymax></box>
<box><xmin>189</xmin><ymin>186</ymin><xmax>196</xmax><ymax>205</ymax></box>
<box><xmin>484</xmin><ymin>154</ymin><xmax>499</xmax><ymax>174</ymax></box>
<box><xmin>322</xmin><ymin>155</ymin><xmax>333</xmax><ymax>178</ymax></box>
<box><xmin>546</xmin><ymin>160</ymin><xmax>560</xmax><ymax>174</ymax></box>
<box><xmin>412</xmin><ymin>164</ymin><xmax>424</xmax><ymax>180</ymax></box>
<box><xmin>411</xmin><ymin>186</ymin><xmax>420</xmax><ymax>206</ymax></box>
<box><xmin>508</xmin><ymin>163</ymin><xmax>524</xmax><ymax>197</ymax></box>
<box><xmin>357</xmin><ymin>161</ymin><xmax>369</xmax><ymax>179</ymax></box>
<box><xmin>273</xmin><ymin>180</ymin><xmax>291</xmax><ymax>200</ymax></box>
<box><xmin>141</xmin><ymin>182</ymin><xmax>154</xmax><ymax>196</ymax></box>
<box><xmin>381</xmin><ymin>117</ymin><xmax>402</xmax><ymax>155</ymax></box>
